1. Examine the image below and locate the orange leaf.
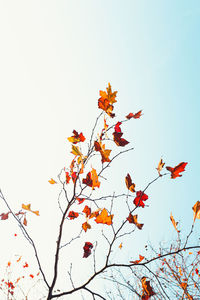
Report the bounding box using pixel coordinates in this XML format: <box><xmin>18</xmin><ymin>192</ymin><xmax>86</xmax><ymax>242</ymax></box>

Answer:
<box><xmin>76</xmin><ymin>197</ymin><xmax>85</xmax><ymax>204</ymax></box>
<box><xmin>65</xmin><ymin>172</ymin><xmax>71</xmax><ymax>184</ymax></box>
<box><xmin>98</xmin><ymin>83</ymin><xmax>117</xmax><ymax>118</ymax></box>
<box><xmin>82</xmin><ymin>222</ymin><xmax>91</xmax><ymax>232</ymax></box>
<box><xmin>94</xmin><ymin>141</ymin><xmax>111</xmax><ymax>163</ymax></box>
<box><xmin>91</xmin><ymin>168</ymin><xmax>100</xmax><ymax>190</ymax></box>
<box><xmin>23</xmin><ymin>216</ymin><xmax>27</xmax><ymax>226</ymax></box>
<box><xmin>192</xmin><ymin>201</ymin><xmax>200</xmax><ymax>222</ymax></box>
<box><xmin>166</xmin><ymin>162</ymin><xmax>188</xmax><ymax>179</ymax></box>
<box><xmin>125</xmin><ymin>173</ymin><xmax>135</xmax><ymax>193</ymax></box>
<box><xmin>95</xmin><ymin>208</ymin><xmax>113</xmax><ymax>225</ymax></box>
<box><xmin>130</xmin><ymin>254</ymin><xmax>144</xmax><ymax>264</ymax></box>
<box><xmin>48</xmin><ymin>178</ymin><xmax>57</xmax><ymax>184</ymax></box>
<box><xmin>127</xmin><ymin>213</ymin><xmax>143</xmax><ymax>230</ymax></box>
<box><xmin>22</xmin><ymin>204</ymin><xmax>40</xmax><ymax>216</ymax></box>
<box><xmin>170</xmin><ymin>213</ymin><xmax>180</xmax><ymax>233</ymax></box>
<box><xmin>119</xmin><ymin>243</ymin><xmax>123</xmax><ymax>249</ymax></box>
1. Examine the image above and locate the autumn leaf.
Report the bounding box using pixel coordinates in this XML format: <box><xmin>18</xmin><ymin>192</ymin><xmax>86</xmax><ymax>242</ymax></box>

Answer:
<box><xmin>22</xmin><ymin>204</ymin><xmax>40</xmax><ymax>216</ymax></box>
<box><xmin>0</xmin><ymin>212</ymin><xmax>10</xmax><ymax>220</ymax></box>
<box><xmin>76</xmin><ymin>197</ymin><xmax>85</xmax><ymax>205</ymax></box>
<box><xmin>98</xmin><ymin>83</ymin><xmax>117</xmax><ymax>117</ymax></box>
<box><xmin>125</xmin><ymin>173</ymin><xmax>135</xmax><ymax>193</ymax></box>
<box><xmin>48</xmin><ymin>178</ymin><xmax>57</xmax><ymax>184</ymax></box>
<box><xmin>119</xmin><ymin>243</ymin><xmax>123</xmax><ymax>249</ymax></box>
<box><xmin>82</xmin><ymin>172</ymin><xmax>93</xmax><ymax>187</ymax></box>
<box><xmin>23</xmin><ymin>262</ymin><xmax>29</xmax><ymax>268</ymax></box>
<box><xmin>23</xmin><ymin>216</ymin><xmax>27</xmax><ymax>226</ymax></box>
<box><xmin>94</xmin><ymin>141</ymin><xmax>111</xmax><ymax>163</ymax></box>
<box><xmin>89</xmin><ymin>208</ymin><xmax>101</xmax><ymax>219</ymax></box>
<box><xmin>83</xmin><ymin>205</ymin><xmax>91</xmax><ymax>218</ymax></box>
<box><xmin>127</xmin><ymin>213</ymin><xmax>144</xmax><ymax>230</ymax></box>
<box><xmin>91</xmin><ymin>168</ymin><xmax>100</xmax><ymax>190</ymax></box>
<box><xmin>166</xmin><ymin>162</ymin><xmax>188</xmax><ymax>179</ymax></box>
<box><xmin>67</xmin><ymin>130</ymin><xmax>85</xmax><ymax>144</ymax></box>
<box><xmin>65</xmin><ymin>172</ymin><xmax>71</xmax><ymax>184</ymax></box>
<box><xmin>95</xmin><ymin>208</ymin><xmax>113</xmax><ymax>225</ymax></box>
<box><xmin>113</xmin><ymin>132</ymin><xmax>129</xmax><ymax>147</ymax></box>
<box><xmin>134</xmin><ymin>191</ymin><xmax>148</xmax><ymax>208</ymax></box>
<box><xmin>126</xmin><ymin>110</ymin><xmax>143</xmax><ymax>119</ymax></box>
<box><xmin>68</xmin><ymin>211</ymin><xmax>79</xmax><ymax>220</ymax></box>
<box><xmin>156</xmin><ymin>159</ymin><xmax>165</xmax><ymax>176</ymax></box>
<box><xmin>71</xmin><ymin>145</ymin><xmax>82</xmax><ymax>157</ymax></box>
<box><xmin>83</xmin><ymin>242</ymin><xmax>93</xmax><ymax>258</ymax></box>
<box><xmin>192</xmin><ymin>201</ymin><xmax>200</xmax><ymax>222</ymax></box>
<box><xmin>82</xmin><ymin>222</ymin><xmax>91</xmax><ymax>232</ymax></box>
<box><xmin>130</xmin><ymin>254</ymin><xmax>144</xmax><ymax>264</ymax></box>
<box><xmin>71</xmin><ymin>172</ymin><xmax>77</xmax><ymax>183</ymax></box>
<box><xmin>141</xmin><ymin>277</ymin><xmax>155</xmax><ymax>298</ymax></box>
<box><xmin>170</xmin><ymin>212</ymin><xmax>180</xmax><ymax>233</ymax></box>
<box><xmin>114</xmin><ymin>121</ymin><xmax>122</xmax><ymax>133</ymax></box>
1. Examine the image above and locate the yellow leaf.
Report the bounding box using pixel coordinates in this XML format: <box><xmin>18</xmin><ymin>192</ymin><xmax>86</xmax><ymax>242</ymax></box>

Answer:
<box><xmin>156</xmin><ymin>158</ymin><xmax>165</xmax><ymax>176</ymax></box>
<box><xmin>71</xmin><ymin>145</ymin><xmax>82</xmax><ymax>156</ymax></box>
<box><xmin>48</xmin><ymin>178</ymin><xmax>57</xmax><ymax>184</ymax></box>
<box><xmin>22</xmin><ymin>204</ymin><xmax>40</xmax><ymax>216</ymax></box>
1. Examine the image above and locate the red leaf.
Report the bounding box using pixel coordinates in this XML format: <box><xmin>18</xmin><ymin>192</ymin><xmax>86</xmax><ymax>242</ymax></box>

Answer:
<box><xmin>0</xmin><ymin>212</ymin><xmax>10</xmax><ymax>220</ymax></box>
<box><xmin>83</xmin><ymin>205</ymin><xmax>91</xmax><ymax>218</ymax></box>
<box><xmin>68</xmin><ymin>211</ymin><xmax>79</xmax><ymax>220</ymax></box>
<box><xmin>113</xmin><ymin>132</ymin><xmax>129</xmax><ymax>147</ymax></box>
<box><xmin>67</xmin><ymin>130</ymin><xmax>86</xmax><ymax>144</ymax></box>
<box><xmin>126</xmin><ymin>110</ymin><xmax>143</xmax><ymax>119</ymax></box>
<box><xmin>134</xmin><ymin>191</ymin><xmax>148</xmax><ymax>208</ymax></box>
<box><xmin>114</xmin><ymin>122</ymin><xmax>122</xmax><ymax>133</ymax></box>
<box><xmin>83</xmin><ymin>242</ymin><xmax>93</xmax><ymax>258</ymax></box>
<box><xmin>82</xmin><ymin>172</ymin><xmax>93</xmax><ymax>187</ymax></box>
<box><xmin>130</xmin><ymin>254</ymin><xmax>144</xmax><ymax>264</ymax></box>
<box><xmin>71</xmin><ymin>172</ymin><xmax>77</xmax><ymax>183</ymax></box>
<box><xmin>166</xmin><ymin>162</ymin><xmax>188</xmax><ymax>179</ymax></box>
<box><xmin>76</xmin><ymin>198</ymin><xmax>85</xmax><ymax>204</ymax></box>
<box><xmin>65</xmin><ymin>172</ymin><xmax>71</xmax><ymax>184</ymax></box>
<box><xmin>23</xmin><ymin>262</ymin><xmax>28</xmax><ymax>268</ymax></box>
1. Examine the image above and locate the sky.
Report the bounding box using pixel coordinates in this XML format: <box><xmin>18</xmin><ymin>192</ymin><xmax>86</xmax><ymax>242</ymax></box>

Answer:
<box><xmin>0</xmin><ymin>1</ymin><xmax>200</xmax><ymax>299</ymax></box>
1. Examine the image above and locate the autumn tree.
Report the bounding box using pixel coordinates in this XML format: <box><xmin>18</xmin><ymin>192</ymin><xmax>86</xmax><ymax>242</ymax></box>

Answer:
<box><xmin>0</xmin><ymin>83</ymin><xmax>199</xmax><ymax>299</ymax></box>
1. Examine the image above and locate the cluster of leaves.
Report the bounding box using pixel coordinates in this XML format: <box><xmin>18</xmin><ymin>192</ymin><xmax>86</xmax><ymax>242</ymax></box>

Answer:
<box><xmin>0</xmin><ymin>83</ymin><xmax>198</xmax><ymax>300</ymax></box>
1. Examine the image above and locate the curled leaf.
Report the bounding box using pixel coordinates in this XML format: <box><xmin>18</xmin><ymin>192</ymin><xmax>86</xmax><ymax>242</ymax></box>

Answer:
<box><xmin>113</xmin><ymin>132</ymin><xmax>129</xmax><ymax>147</ymax></box>
<box><xmin>156</xmin><ymin>159</ymin><xmax>165</xmax><ymax>176</ymax></box>
<box><xmin>126</xmin><ymin>110</ymin><xmax>143</xmax><ymax>119</ymax></box>
<box><xmin>68</xmin><ymin>211</ymin><xmax>79</xmax><ymax>220</ymax></box>
<box><xmin>130</xmin><ymin>254</ymin><xmax>144</xmax><ymax>264</ymax></box>
<box><xmin>127</xmin><ymin>213</ymin><xmax>144</xmax><ymax>230</ymax></box>
<box><xmin>170</xmin><ymin>212</ymin><xmax>180</xmax><ymax>233</ymax></box>
<box><xmin>125</xmin><ymin>173</ymin><xmax>135</xmax><ymax>193</ymax></box>
<box><xmin>83</xmin><ymin>242</ymin><xmax>93</xmax><ymax>258</ymax></box>
<box><xmin>67</xmin><ymin>130</ymin><xmax>85</xmax><ymax>144</ymax></box>
<box><xmin>192</xmin><ymin>201</ymin><xmax>200</xmax><ymax>222</ymax></box>
<box><xmin>22</xmin><ymin>204</ymin><xmax>39</xmax><ymax>216</ymax></box>
<box><xmin>82</xmin><ymin>222</ymin><xmax>91</xmax><ymax>232</ymax></box>
<box><xmin>48</xmin><ymin>178</ymin><xmax>57</xmax><ymax>184</ymax></box>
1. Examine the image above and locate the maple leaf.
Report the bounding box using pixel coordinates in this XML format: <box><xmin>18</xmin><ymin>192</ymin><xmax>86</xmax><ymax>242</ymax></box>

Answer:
<box><xmin>82</xmin><ymin>221</ymin><xmax>91</xmax><ymax>232</ymax></box>
<box><xmin>127</xmin><ymin>213</ymin><xmax>144</xmax><ymax>230</ymax></box>
<box><xmin>98</xmin><ymin>83</ymin><xmax>117</xmax><ymax>118</ymax></box>
<box><xmin>82</xmin><ymin>172</ymin><xmax>93</xmax><ymax>187</ymax></box>
<box><xmin>192</xmin><ymin>201</ymin><xmax>200</xmax><ymax>222</ymax></box>
<box><xmin>83</xmin><ymin>205</ymin><xmax>91</xmax><ymax>218</ymax></box>
<box><xmin>166</xmin><ymin>162</ymin><xmax>188</xmax><ymax>179</ymax></box>
<box><xmin>0</xmin><ymin>212</ymin><xmax>10</xmax><ymax>220</ymax></box>
<box><xmin>67</xmin><ymin>130</ymin><xmax>85</xmax><ymax>144</ymax></box>
<box><xmin>94</xmin><ymin>141</ymin><xmax>111</xmax><ymax>163</ymax></box>
<box><xmin>113</xmin><ymin>132</ymin><xmax>129</xmax><ymax>146</ymax></box>
<box><xmin>125</xmin><ymin>173</ymin><xmax>135</xmax><ymax>193</ymax></box>
<box><xmin>141</xmin><ymin>277</ymin><xmax>155</xmax><ymax>298</ymax></box>
<box><xmin>95</xmin><ymin>208</ymin><xmax>113</xmax><ymax>225</ymax></box>
<box><xmin>91</xmin><ymin>168</ymin><xmax>100</xmax><ymax>190</ymax></box>
<box><xmin>134</xmin><ymin>191</ymin><xmax>148</xmax><ymax>208</ymax></box>
<box><xmin>114</xmin><ymin>122</ymin><xmax>122</xmax><ymax>133</ymax></box>
<box><xmin>76</xmin><ymin>197</ymin><xmax>85</xmax><ymax>204</ymax></box>
<box><xmin>126</xmin><ymin>110</ymin><xmax>143</xmax><ymax>119</ymax></box>
<box><xmin>156</xmin><ymin>158</ymin><xmax>165</xmax><ymax>176</ymax></box>
<box><xmin>68</xmin><ymin>211</ymin><xmax>79</xmax><ymax>220</ymax></box>
<box><xmin>83</xmin><ymin>242</ymin><xmax>93</xmax><ymax>258</ymax></box>
<box><xmin>48</xmin><ymin>178</ymin><xmax>57</xmax><ymax>184</ymax></box>
<box><xmin>22</xmin><ymin>204</ymin><xmax>40</xmax><ymax>216</ymax></box>
<box><xmin>65</xmin><ymin>172</ymin><xmax>71</xmax><ymax>184</ymax></box>
<box><xmin>170</xmin><ymin>212</ymin><xmax>180</xmax><ymax>233</ymax></box>
<box><xmin>130</xmin><ymin>254</ymin><xmax>144</xmax><ymax>264</ymax></box>
<box><xmin>71</xmin><ymin>172</ymin><xmax>77</xmax><ymax>183</ymax></box>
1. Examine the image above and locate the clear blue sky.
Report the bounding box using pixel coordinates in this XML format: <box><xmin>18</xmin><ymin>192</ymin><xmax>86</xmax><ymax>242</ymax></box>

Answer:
<box><xmin>0</xmin><ymin>1</ymin><xmax>199</xmax><ymax>298</ymax></box>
